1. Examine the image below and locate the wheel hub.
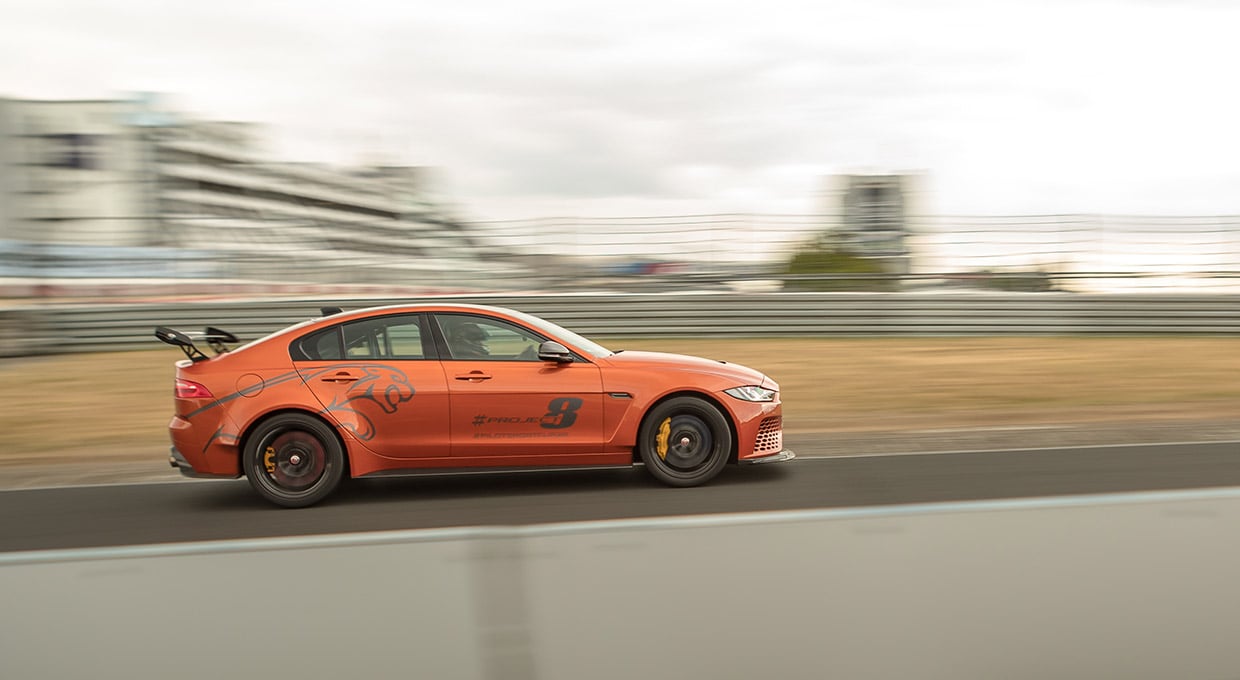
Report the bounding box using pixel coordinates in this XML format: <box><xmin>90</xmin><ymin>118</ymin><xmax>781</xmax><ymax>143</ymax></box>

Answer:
<box><xmin>265</xmin><ymin>431</ymin><xmax>327</xmax><ymax>491</ymax></box>
<box><xmin>664</xmin><ymin>416</ymin><xmax>712</xmax><ymax>470</ymax></box>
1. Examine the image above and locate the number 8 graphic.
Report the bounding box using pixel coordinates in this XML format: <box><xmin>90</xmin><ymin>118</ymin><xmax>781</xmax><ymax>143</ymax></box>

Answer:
<box><xmin>541</xmin><ymin>397</ymin><xmax>583</xmax><ymax>429</ymax></box>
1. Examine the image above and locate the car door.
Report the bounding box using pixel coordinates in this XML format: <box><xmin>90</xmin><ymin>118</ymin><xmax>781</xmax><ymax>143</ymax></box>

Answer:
<box><xmin>433</xmin><ymin>312</ymin><xmax>604</xmax><ymax>459</ymax></box>
<box><xmin>292</xmin><ymin>313</ymin><xmax>451</xmax><ymax>459</ymax></box>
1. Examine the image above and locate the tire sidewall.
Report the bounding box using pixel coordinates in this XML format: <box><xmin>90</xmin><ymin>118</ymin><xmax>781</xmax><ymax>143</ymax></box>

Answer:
<box><xmin>244</xmin><ymin>413</ymin><xmax>345</xmax><ymax>508</ymax></box>
<box><xmin>639</xmin><ymin>396</ymin><xmax>732</xmax><ymax>487</ymax></box>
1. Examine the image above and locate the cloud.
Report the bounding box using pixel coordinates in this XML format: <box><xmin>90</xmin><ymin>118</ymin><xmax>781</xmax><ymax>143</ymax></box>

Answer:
<box><xmin>1</xmin><ymin>0</ymin><xmax>1239</xmax><ymax>217</ymax></box>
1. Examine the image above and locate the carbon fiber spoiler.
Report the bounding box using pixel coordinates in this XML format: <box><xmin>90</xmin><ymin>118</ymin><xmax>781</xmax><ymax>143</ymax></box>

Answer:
<box><xmin>153</xmin><ymin>326</ymin><xmax>239</xmax><ymax>362</ymax></box>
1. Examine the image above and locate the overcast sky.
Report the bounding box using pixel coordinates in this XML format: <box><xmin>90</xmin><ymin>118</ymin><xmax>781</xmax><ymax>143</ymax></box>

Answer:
<box><xmin>2</xmin><ymin>0</ymin><xmax>1239</xmax><ymax>219</ymax></box>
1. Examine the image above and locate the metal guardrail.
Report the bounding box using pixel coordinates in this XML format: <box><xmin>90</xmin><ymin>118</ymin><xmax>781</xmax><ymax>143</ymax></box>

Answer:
<box><xmin>8</xmin><ymin>214</ymin><xmax>1240</xmax><ymax>295</ymax></box>
<box><xmin>3</xmin><ymin>293</ymin><xmax>1239</xmax><ymax>356</ymax></box>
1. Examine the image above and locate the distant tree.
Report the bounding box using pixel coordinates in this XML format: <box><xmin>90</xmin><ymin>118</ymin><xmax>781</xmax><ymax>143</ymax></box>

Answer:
<box><xmin>783</xmin><ymin>234</ymin><xmax>898</xmax><ymax>291</ymax></box>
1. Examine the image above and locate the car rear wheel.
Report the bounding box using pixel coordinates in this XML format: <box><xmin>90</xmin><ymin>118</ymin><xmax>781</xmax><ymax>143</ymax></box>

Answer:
<box><xmin>638</xmin><ymin>396</ymin><xmax>732</xmax><ymax>487</ymax></box>
<box><xmin>244</xmin><ymin>413</ymin><xmax>344</xmax><ymax>508</ymax></box>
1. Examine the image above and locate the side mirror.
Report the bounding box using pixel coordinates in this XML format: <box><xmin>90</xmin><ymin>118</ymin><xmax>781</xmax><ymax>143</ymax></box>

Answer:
<box><xmin>537</xmin><ymin>341</ymin><xmax>574</xmax><ymax>364</ymax></box>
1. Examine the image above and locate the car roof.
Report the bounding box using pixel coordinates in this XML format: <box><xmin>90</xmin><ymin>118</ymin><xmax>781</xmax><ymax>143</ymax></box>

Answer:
<box><xmin>230</xmin><ymin>303</ymin><xmax>527</xmax><ymax>355</ymax></box>
<box><xmin>324</xmin><ymin>302</ymin><xmax>516</xmax><ymax>324</ymax></box>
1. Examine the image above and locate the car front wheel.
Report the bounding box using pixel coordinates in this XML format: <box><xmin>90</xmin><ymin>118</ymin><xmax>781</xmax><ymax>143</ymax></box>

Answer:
<box><xmin>244</xmin><ymin>413</ymin><xmax>345</xmax><ymax>508</ymax></box>
<box><xmin>638</xmin><ymin>396</ymin><xmax>732</xmax><ymax>487</ymax></box>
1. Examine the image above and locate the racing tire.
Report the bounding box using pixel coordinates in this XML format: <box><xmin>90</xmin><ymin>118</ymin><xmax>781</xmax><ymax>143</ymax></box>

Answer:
<box><xmin>244</xmin><ymin>413</ymin><xmax>345</xmax><ymax>508</ymax></box>
<box><xmin>638</xmin><ymin>396</ymin><xmax>732</xmax><ymax>487</ymax></box>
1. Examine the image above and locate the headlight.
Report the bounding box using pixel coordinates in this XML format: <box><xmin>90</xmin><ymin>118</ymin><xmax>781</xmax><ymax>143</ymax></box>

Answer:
<box><xmin>724</xmin><ymin>385</ymin><xmax>776</xmax><ymax>402</ymax></box>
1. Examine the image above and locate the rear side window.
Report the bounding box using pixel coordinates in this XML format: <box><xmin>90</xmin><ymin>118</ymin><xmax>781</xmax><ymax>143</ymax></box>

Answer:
<box><xmin>343</xmin><ymin>315</ymin><xmax>429</xmax><ymax>360</ymax></box>
<box><xmin>292</xmin><ymin>327</ymin><xmax>343</xmax><ymax>361</ymax></box>
<box><xmin>292</xmin><ymin>314</ymin><xmax>431</xmax><ymax>361</ymax></box>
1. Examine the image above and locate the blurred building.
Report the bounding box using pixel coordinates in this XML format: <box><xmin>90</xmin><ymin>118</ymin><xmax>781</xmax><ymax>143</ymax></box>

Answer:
<box><xmin>821</xmin><ymin>173</ymin><xmax>918</xmax><ymax>276</ymax></box>
<box><xmin>0</xmin><ymin>95</ymin><xmax>514</xmax><ymax>290</ymax></box>
<box><xmin>0</xmin><ymin>98</ymin><xmax>151</xmax><ymax>246</ymax></box>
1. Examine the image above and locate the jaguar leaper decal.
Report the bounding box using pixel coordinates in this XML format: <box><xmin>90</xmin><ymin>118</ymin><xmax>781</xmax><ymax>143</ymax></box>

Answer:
<box><xmin>310</xmin><ymin>364</ymin><xmax>414</xmax><ymax>440</ymax></box>
<box><xmin>189</xmin><ymin>363</ymin><xmax>415</xmax><ymax>444</ymax></box>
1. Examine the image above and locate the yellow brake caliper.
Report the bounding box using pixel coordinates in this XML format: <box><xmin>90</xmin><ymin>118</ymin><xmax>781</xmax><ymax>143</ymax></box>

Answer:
<box><xmin>655</xmin><ymin>418</ymin><xmax>672</xmax><ymax>460</ymax></box>
<box><xmin>263</xmin><ymin>446</ymin><xmax>277</xmax><ymax>474</ymax></box>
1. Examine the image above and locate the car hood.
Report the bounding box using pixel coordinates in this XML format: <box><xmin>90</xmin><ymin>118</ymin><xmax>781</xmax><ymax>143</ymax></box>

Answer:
<box><xmin>601</xmin><ymin>350</ymin><xmax>776</xmax><ymax>389</ymax></box>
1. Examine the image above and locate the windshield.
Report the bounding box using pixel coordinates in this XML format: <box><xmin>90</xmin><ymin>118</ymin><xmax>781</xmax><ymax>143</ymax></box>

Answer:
<box><xmin>506</xmin><ymin>309</ymin><xmax>613</xmax><ymax>358</ymax></box>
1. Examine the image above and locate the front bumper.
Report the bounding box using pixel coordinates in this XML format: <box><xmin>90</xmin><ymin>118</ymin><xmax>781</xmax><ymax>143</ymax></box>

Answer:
<box><xmin>169</xmin><ymin>446</ymin><xmax>242</xmax><ymax>480</ymax></box>
<box><xmin>738</xmin><ymin>448</ymin><xmax>796</xmax><ymax>465</ymax></box>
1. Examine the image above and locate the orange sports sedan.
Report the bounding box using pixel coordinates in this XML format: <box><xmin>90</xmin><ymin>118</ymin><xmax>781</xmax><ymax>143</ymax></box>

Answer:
<box><xmin>156</xmin><ymin>304</ymin><xmax>793</xmax><ymax>507</ymax></box>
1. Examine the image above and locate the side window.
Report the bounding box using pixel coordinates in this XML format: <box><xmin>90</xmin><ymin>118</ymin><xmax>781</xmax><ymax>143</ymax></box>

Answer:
<box><xmin>342</xmin><ymin>315</ymin><xmax>428</xmax><ymax>360</ymax></box>
<box><xmin>292</xmin><ymin>327</ymin><xmax>343</xmax><ymax>361</ymax></box>
<box><xmin>436</xmin><ymin>314</ymin><xmax>545</xmax><ymax>361</ymax></box>
<box><xmin>386</xmin><ymin>319</ymin><xmax>425</xmax><ymax>358</ymax></box>
<box><xmin>343</xmin><ymin>321</ymin><xmax>378</xmax><ymax>358</ymax></box>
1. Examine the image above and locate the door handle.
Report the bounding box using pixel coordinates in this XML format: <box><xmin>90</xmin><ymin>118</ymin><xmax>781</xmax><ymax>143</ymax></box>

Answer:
<box><xmin>321</xmin><ymin>372</ymin><xmax>360</xmax><ymax>383</ymax></box>
<box><xmin>454</xmin><ymin>371</ymin><xmax>493</xmax><ymax>381</ymax></box>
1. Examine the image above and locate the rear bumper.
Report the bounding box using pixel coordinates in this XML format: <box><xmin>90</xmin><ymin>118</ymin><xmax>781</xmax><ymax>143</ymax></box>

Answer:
<box><xmin>738</xmin><ymin>448</ymin><xmax>796</xmax><ymax>466</ymax></box>
<box><xmin>169</xmin><ymin>446</ymin><xmax>242</xmax><ymax>480</ymax></box>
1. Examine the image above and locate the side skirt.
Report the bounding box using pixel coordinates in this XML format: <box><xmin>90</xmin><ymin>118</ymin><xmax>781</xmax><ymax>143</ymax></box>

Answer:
<box><xmin>356</xmin><ymin>463</ymin><xmax>636</xmax><ymax>479</ymax></box>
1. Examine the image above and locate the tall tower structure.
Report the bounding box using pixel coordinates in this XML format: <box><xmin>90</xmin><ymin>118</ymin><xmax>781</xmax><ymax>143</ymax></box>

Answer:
<box><xmin>823</xmin><ymin>173</ymin><xmax>917</xmax><ymax>276</ymax></box>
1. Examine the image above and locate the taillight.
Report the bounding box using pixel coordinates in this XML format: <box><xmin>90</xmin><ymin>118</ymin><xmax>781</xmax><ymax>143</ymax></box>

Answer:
<box><xmin>175</xmin><ymin>378</ymin><xmax>214</xmax><ymax>399</ymax></box>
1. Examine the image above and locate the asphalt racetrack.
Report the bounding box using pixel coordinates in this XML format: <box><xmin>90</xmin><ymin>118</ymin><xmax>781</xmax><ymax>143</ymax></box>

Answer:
<box><xmin>3</xmin><ymin>438</ymin><xmax>1239</xmax><ymax>553</ymax></box>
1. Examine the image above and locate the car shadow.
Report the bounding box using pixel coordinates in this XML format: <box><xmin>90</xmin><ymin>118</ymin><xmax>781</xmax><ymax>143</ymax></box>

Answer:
<box><xmin>341</xmin><ymin>466</ymin><xmax>645</xmax><ymax>503</ymax></box>
<box><xmin>184</xmin><ymin>461</ymin><xmax>795</xmax><ymax>513</ymax></box>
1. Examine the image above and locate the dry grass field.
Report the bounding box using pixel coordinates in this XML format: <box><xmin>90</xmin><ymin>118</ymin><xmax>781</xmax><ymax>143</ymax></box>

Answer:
<box><xmin>1</xmin><ymin>337</ymin><xmax>1238</xmax><ymax>468</ymax></box>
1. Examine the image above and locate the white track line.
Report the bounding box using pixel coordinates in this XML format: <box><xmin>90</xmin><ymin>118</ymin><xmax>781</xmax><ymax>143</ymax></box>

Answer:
<box><xmin>790</xmin><ymin>438</ymin><xmax>1240</xmax><ymax>460</ymax></box>
<box><xmin>7</xmin><ymin>484</ymin><xmax>1240</xmax><ymax>565</ymax></box>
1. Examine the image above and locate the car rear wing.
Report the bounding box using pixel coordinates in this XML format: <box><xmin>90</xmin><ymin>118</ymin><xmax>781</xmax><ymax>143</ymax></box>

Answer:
<box><xmin>154</xmin><ymin>326</ymin><xmax>239</xmax><ymax>362</ymax></box>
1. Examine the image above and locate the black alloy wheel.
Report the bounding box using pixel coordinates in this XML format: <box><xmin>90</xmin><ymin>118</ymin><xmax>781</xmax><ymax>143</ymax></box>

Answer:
<box><xmin>244</xmin><ymin>413</ymin><xmax>345</xmax><ymax>508</ymax></box>
<box><xmin>638</xmin><ymin>396</ymin><xmax>732</xmax><ymax>487</ymax></box>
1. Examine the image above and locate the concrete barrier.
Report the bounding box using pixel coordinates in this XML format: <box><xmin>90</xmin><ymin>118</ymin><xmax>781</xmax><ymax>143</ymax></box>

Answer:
<box><xmin>5</xmin><ymin>488</ymin><xmax>1240</xmax><ymax>678</ymax></box>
